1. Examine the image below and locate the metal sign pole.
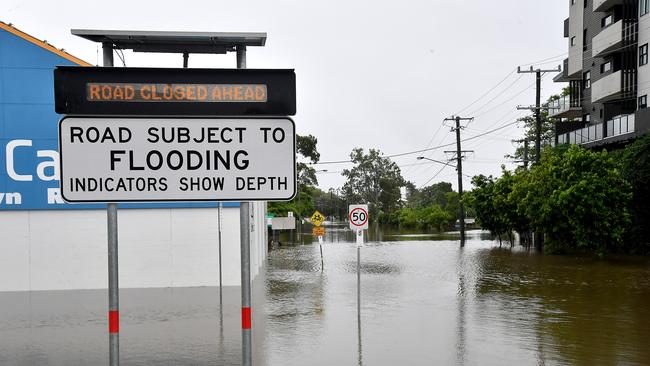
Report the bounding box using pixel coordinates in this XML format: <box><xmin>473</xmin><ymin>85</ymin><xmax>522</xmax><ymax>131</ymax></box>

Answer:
<box><xmin>102</xmin><ymin>41</ymin><xmax>120</xmax><ymax>366</ymax></box>
<box><xmin>236</xmin><ymin>45</ymin><xmax>253</xmax><ymax>366</ymax></box>
<box><xmin>356</xmin><ymin>229</ymin><xmax>362</xmax><ymax>320</ymax></box>
<box><xmin>218</xmin><ymin>203</ymin><xmax>223</xmax><ymax>315</ymax></box>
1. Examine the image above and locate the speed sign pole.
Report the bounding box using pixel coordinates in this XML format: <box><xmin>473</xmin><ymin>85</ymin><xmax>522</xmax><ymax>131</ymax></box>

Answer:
<box><xmin>349</xmin><ymin>204</ymin><xmax>368</xmax><ymax>327</ymax></box>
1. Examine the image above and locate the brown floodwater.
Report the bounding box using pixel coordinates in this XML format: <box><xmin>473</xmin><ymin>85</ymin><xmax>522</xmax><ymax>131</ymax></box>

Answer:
<box><xmin>1</xmin><ymin>227</ymin><xmax>649</xmax><ymax>365</ymax></box>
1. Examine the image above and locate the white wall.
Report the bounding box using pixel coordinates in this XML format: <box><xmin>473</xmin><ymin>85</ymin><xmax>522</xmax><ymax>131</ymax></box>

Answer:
<box><xmin>0</xmin><ymin>206</ymin><xmax>267</xmax><ymax>292</ymax></box>
<box><xmin>568</xmin><ymin>0</ymin><xmax>584</xmax><ymax>77</ymax></box>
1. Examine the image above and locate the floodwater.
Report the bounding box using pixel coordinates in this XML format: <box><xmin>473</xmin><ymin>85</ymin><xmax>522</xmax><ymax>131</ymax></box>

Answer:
<box><xmin>2</xmin><ymin>226</ymin><xmax>650</xmax><ymax>365</ymax></box>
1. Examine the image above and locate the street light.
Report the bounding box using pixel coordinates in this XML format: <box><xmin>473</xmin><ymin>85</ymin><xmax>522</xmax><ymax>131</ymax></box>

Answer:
<box><xmin>416</xmin><ymin>156</ymin><xmax>456</xmax><ymax>169</ymax></box>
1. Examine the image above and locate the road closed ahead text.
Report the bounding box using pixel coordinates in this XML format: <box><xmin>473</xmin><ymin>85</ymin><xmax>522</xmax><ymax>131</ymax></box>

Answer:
<box><xmin>58</xmin><ymin>117</ymin><xmax>296</xmax><ymax>202</ymax></box>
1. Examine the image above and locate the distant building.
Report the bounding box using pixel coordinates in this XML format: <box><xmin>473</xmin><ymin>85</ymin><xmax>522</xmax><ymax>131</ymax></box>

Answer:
<box><xmin>551</xmin><ymin>0</ymin><xmax>650</xmax><ymax>147</ymax></box>
<box><xmin>0</xmin><ymin>22</ymin><xmax>267</xmax><ymax>291</ymax></box>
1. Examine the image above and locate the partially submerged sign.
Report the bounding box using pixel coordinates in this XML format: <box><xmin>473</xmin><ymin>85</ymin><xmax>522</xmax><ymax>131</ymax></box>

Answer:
<box><xmin>271</xmin><ymin>217</ymin><xmax>296</xmax><ymax>230</ymax></box>
<box><xmin>349</xmin><ymin>204</ymin><xmax>369</xmax><ymax>230</ymax></box>
<box><xmin>58</xmin><ymin>117</ymin><xmax>296</xmax><ymax>202</ymax></box>
<box><xmin>310</xmin><ymin>211</ymin><xmax>325</xmax><ymax>227</ymax></box>
<box><xmin>54</xmin><ymin>66</ymin><xmax>296</xmax><ymax>116</ymax></box>
<box><xmin>312</xmin><ymin>226</ymin><xmax>325</xmax><ymax>236</ymax></box>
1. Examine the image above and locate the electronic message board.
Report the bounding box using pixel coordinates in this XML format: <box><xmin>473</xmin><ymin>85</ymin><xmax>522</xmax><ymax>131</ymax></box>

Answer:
<box><xmin>54</xmin><ymin>67</ymin><xmax>296</xmax><ymax>116</ymax></box>
<box><xmin>58</xmin><ymin>117</ymin><xmax>296</xmax><ymax>202</ymax></box>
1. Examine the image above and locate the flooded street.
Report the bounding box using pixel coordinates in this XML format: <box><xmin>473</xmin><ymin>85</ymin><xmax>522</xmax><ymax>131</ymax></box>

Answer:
<box><xmin>264</xmin><ymin>227</ymin><xmax>650</xmax><ymax>366</ymax></box>
<box><xmin>2</xmin><ymin>228</ymin><xmax>650</xmax><ymax>365</ymax></box>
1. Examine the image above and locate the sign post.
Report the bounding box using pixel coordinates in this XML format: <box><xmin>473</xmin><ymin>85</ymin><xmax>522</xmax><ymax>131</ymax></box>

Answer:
<box><xmin>100</xmin><ymin>42</ymin><xmax>120</xmax><ymax>366</ymax></box>
<box><xmin>57</xmin><ymin>39</ymin><xmax>296</xmax><ymax>366</ymax></box>
<box><xmin>348</xmin><ymin>204</ymin><xmax>368</xmax><ymax>332</ymax></box>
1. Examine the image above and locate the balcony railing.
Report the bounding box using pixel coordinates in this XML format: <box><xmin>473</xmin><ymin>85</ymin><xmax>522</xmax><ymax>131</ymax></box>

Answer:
<box><xmin>559</xmin><ymin>123</ymin><xmax>604</xmax><ymax>145</ymax></box>
<box><xmin>606</xmin><ymin>114</ymin><xmax>635</xmax><ymax>138</ymax></box>
<box><xmin>548</xmin><ymin>95</ymin><xmax>582</xmax><ymax>118</ymax></box>
<box><xmin>557</xmin><ymin>114</ymin><xmax>635</xmax><ymax>145</ymax></box>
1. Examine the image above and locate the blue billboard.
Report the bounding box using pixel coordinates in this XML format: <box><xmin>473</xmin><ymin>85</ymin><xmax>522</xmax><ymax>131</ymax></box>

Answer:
<box><xmin>0</xmin><ymin>25</ymin><xmax>237</xmax><ymax>210</ymax></box>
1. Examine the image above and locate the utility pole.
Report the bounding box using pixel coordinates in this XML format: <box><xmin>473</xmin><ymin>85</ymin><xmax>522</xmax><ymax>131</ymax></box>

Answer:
<box><xmin>513</xmin><ymin>138</ymin><xmax>530</xmax><ymax>170</ymax></box>
<box><xmin>516</xmin><ymin>65</ymin><xmax>559</xmax><ymax>252</ymax></box>
<box><xmin>443</xmin><ymin>116</ymin><xmax>474</xmax><ymax>246</ymax></box>
<box><xmin>516</xmin><ymin>65</ymin><xmax>560</xmax><ymax>163</ymax></box>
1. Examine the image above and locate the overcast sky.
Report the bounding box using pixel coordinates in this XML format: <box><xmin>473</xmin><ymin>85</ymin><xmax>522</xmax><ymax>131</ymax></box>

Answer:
<box><xmin>3</xmin><ymin>0</ymin><xmax>568</xmax><ymax>192</ymax></box>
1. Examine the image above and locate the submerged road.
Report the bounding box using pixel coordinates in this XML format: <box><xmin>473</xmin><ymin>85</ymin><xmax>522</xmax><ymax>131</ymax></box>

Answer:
<box><xmin>1</xmin><ymin>229</ymin><xmax>649</xmax><ymax>365</ymax></box>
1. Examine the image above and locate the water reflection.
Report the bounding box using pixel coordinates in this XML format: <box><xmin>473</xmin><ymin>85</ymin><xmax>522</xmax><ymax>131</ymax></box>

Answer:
<box><xmin>265</xmin><ymin>228</ymin><xmax>650</xmax><ymax>366</ymax></box>
<box><xmin>2</xmin><ymin>228</ymin><xmax>649</xmax><ymax>365</ymax></box>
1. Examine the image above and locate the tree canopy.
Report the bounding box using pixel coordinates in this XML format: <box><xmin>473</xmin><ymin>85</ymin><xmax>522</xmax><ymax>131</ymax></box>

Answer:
<box><xmin>341</xmin><ymin>148</ymin><xmax>405</xmax><ymax>221</ymax></box>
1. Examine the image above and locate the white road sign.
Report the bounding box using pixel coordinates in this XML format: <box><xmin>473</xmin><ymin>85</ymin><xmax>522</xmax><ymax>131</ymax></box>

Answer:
<box><xmin>349</xmin><ymin>204</ymin><xmax>369</xmax><ymax>230</ymax></box>
<box><xmin>58</xmin><ymin>117</ymin><xmax>296</xmax><ymax>202</ymax></box>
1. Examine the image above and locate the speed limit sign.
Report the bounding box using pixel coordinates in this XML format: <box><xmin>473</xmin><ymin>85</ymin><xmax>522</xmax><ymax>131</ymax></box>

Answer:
<box><xmin>349</xmin><ymin>205</ymin><xmax>369</xmax><ymax>230</ymax></box>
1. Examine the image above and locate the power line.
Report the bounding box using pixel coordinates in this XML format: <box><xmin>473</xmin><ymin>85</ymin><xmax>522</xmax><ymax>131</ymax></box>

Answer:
<box><xmin>466</xmin><ymin>74</ymin><xmax>525</xmax><ymax>116</ymax></box>
<box><xmin>453</xmin><ymin>68</ymin><xmax>518</xmax><ymax>115</ymax></box>
<box><xmin>313</xmin><ymin>119</ymin><xmax>523</xmax><ymax>166</ymax></box>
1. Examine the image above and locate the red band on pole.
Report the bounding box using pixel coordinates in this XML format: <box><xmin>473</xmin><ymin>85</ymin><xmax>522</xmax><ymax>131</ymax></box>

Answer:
<box><xmin>109</xmin><ymin>311</ymin><xmax>119</xmax><ymax>333</ymax></box>
<box><xmin>242</xmin><ymin>307</ymin><xmax>252</xmax><ymax>330</ymax></box>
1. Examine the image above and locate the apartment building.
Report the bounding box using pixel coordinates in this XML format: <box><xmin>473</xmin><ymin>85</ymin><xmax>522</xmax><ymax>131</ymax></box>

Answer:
<box><xmin>551</xmin><ymin>0</ymin><xmax>650</xmax><ymax>146</ymax></box>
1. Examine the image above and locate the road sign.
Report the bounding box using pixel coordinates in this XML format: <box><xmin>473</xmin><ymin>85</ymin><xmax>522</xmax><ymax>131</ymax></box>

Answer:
<box><xmin>54</xmin><ymin>66</ymin><xmax>296</xmax><ymax>116</ymax></box>
<box><xmin>58</xmin><ymin>116</ymin><xmax>296</xmax><ymax>202</ymax></box>
<box><xmin>312</xmin><ymin>226</ymin><xmax>325</xmax><ymax>236</ymax></box>
<box><xmin>349</xmin><ymin>205</ymin><xmax>369</xmax><ymax>230</ymax></box>
<box><xmin>310</xmin><ymin>211</ymin><xmax>325</xmax><ymax>227</ymax></box>
<box><xmin>272</xmin><ymin>217</ymin><xmax>296</xmax><ymax>230</ymax></box>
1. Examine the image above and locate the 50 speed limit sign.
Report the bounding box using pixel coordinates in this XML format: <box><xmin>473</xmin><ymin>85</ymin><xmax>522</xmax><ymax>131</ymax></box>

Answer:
<box><xmin>349</xmin><ymin>204</ymin><xmax>369</xmax><ymax>230</ymax></box>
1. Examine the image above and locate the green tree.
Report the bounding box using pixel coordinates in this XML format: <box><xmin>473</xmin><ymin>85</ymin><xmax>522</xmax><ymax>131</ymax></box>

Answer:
<box><xmin>341</xmin><ymin>148</ymin><xmax>405</xmax><ymax>223</ymax></box>
<box><xmin>612</xmin><ymin>134</ymin><xmax>650</xmax><ymax>254</ymax></box>
<box><xmin>464</xmin><ymin>174</ymin><xmax>510</xmax><ymax>243</ymax></box>
<box><xmin>268</xmin><ymin>134</ymin><xmax>320</xmax><ymax>218</ymax></box>
<box><xmin>517</xmin><ymin>145</ymin><xmax>632</xmax><ymax>254</ymax></box>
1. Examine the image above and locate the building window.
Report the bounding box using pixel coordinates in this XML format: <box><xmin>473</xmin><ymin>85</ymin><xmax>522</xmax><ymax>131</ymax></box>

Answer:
<box><xmin>640</xmin><ymin>44</ymin><xmax>649</xmax><ymax>66</ymax></box>
<box><xmin>571</xmin><ymin>36</ymin><xmax>577</xmax><ymax>47</ymax></box>
<box><xmin>640</xmin><ymin>95</ymin><xmax>648</xmax><ymax>108</ymax></box>
<box><xmin>584</xmin><ymin>114</ymin><xmax>591</xmax><ymax>122</ymax></box>
<box><xmin>584</xmin><ymin>71</ymin><xmax>591</xmax><ymax>89</ymax></box>
<box><xmin>642</xmin><ymin>0</ymin><xmax>650</xmax><ymax>16</ymax></box>
<box><xmin>583</xmin><ymin>29</ymin><xmax>588</xmax><ymax>51</ymax></box>
<box><xmin>601</xmin><ymin>61</ymin><xmax>612</xmax><ymax>73</ymax></box>
<box><xmin>602</xmin><ymin>15</ymin><xmax>613</xmax><ymax>28</ymax></box>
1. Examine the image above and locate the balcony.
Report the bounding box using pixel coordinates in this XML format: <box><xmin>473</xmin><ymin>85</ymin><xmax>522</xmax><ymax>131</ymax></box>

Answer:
<box><xmin>558</xmin><ymin>123</ymin><xmax>604</xmax><ymax>145</ymax></box>
<box><xmin>591</xmin><ymin>70</ymin><xmax>622</xmax><ymax>103</ymax></box>
<box><xmin>606</xmin><ymin>114</ymin><xmax>635</xmax><ymax>138</ymax></box>
<box><xmin>594</xmin><ymin>0</ymin><xmax>624</xmax><ymax>12</ymax></box>
<box><xmin>592</xmin><ymin>20</ymin><xmax>623</xmax><ymax>57</ymax></box>
<box><xmin>556</xmin><ymin>114</ymin><xmax>636</xmax><ymax>146</ymax></box>
<box><xmin>553</xmin><ymin>59</ymin><xmax>575</xmax><ymax>82</ymax></box>
<box><xmin>548</xmin><ymin>95</ymin><xmax>582</xmax><ymax>119</ymax></box>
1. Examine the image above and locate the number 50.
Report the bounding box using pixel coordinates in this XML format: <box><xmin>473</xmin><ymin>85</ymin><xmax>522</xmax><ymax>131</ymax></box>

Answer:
<box><xmin>352</xmin><ymin>211</ymin><xmax>366</xmax><ymax>222</ymax></box>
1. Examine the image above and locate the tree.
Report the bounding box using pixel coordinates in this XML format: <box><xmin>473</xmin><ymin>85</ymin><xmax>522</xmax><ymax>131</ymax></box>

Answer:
<box><xmin>268</xmin><ymin>134</ymin><xmax>320</xmax><ymax>218</ymax></box>
<box><xmin>516</xmin><ymin>145</ymin><xmax>632</xmax><ymax>254</ymax></box>
<box><xmin>464</xmin><ymin>174</ymin><xmax>510</xmax><ymax>243</ymax></box>
<box><xmin>296</xmin><ymin>134</ymin><xmax>320</xmax><ymax>187</ymax></box>
<box><xmin>611</xmin><ymin>134</ymin><xmax>650</xmax><ymax>254</ymax></box>
<box><xmin>341</xmin><ymin>148</ymin><xmax>405</xmax><ymax>222</ymax></box>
